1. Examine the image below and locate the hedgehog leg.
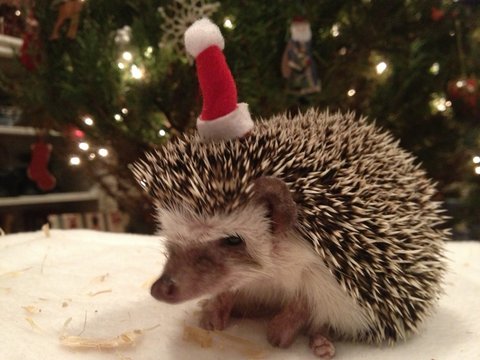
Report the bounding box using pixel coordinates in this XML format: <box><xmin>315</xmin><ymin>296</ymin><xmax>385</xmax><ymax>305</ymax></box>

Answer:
<box><xmin>266</xmin><ymin>299</ymin><xmax>309</xmax><ymax>348</ymax></box>
<box><xmin>309</xmin><ymin>333</ymin><xmax>335</xmax><ymax>359</ymax></box>
<box><xmin>199</xmin><ymin>291</ymin><xmax>235</xmax><ymax>331</ymax></box>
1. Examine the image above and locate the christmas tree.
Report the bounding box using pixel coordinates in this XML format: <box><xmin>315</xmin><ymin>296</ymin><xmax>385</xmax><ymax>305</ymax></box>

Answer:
<box><xmin>2</xmin><ymin>0</ymin><xmax>479</xmax><ymax>237</ymax></box>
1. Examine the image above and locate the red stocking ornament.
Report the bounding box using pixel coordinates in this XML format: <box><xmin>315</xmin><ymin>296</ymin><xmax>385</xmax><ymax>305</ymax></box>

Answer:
<box><xmin>27</xmin><ymin>139</ymin><xmax>57</xmax><ymax>191</ymax></box>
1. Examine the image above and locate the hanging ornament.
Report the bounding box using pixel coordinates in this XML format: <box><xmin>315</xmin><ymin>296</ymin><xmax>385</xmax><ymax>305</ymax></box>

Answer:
<box><xmin>158</xmin><ymin>0</ymin><xmax>220</xmax><ymax>56</ymax></box>
<box><xmin>49</xmin><ymin>0</ymin><xmax>84</xmax><ymax>40</ymax></box>
<box><xmin>281</xmin><ymin>17</ymin><xmax>321</xmax><ymax>96</ymax></box>
<box><xmin>430</xmin><ymin>7</ymin><xmax>445</xmax><ymax>22</ymax></box>
<box><xmin>447</xmin><ymin>77</ymin><xmax>478</xmax><ymax>112</ymax></box>
<box><xmin>27</xmin><ymin>136</ymin><xmax>56</xmax><ymax>192</ymax></box>
<box><xmin>20</xmin><ymin>11</ymin><xmax>41</xmax><ymax>71</ymax></box>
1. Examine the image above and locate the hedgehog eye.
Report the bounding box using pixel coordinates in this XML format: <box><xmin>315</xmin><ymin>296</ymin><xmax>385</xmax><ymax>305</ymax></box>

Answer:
<box><xmin>221</xmin><ymin>235</ymin><xmax>244</xmax><ymax>246</ymax></box>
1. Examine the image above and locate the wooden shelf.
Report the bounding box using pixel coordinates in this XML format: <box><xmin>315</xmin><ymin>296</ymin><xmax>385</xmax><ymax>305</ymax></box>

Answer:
<box><xmin>0</xmin><ymin>189</ymin><xmax>99</xmax><ymax>212</ymax></box>
<box><xmin>0</xmin><ymin>125</ymin><xmax>60</xmax><ymax>137</ymax></box>
<box><xmin>0</xmin><ymin>34</ymin><xmax>22</xmax><ymax>59</ymax></box>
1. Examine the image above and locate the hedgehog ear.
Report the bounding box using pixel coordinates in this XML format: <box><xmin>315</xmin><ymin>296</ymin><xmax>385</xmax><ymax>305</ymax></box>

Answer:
<box><xmin>253</xmin><ymin>177</ymin><xmax>297</xmax><ymax>234</ymax></box>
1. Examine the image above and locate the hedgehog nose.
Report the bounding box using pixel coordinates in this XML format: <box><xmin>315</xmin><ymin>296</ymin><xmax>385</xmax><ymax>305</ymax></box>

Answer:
<box><xmin>151</xmin><ymin>274</ymin><xmax>178</xmax><ymax>302</ymax></box>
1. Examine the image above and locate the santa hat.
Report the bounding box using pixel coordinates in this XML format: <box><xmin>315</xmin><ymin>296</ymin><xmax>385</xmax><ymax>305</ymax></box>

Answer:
<box><xmin>184</xmin><ymin>18</ymin><xmax>254</xmax><ymax>140</ymax></box>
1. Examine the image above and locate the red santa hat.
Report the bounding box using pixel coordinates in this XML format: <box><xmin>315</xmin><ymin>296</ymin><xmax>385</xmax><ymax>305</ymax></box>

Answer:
<box><xmin>184</xmin><ymin>18</ymin><xmax>254</xmax><ymax>140</ymax></box>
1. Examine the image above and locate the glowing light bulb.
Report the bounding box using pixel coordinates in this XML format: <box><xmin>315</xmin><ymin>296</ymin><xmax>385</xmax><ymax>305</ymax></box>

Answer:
<box><xmin>347</xmin><ymin>89</ymin><xmax>356</xmax><ymax>97</ymax></box>
<box><xmin>473</xmin><ymin>156</ymin><xmax>480</xmax><ymax>164</ymax></box>
<box><xmin>475</xmin><ymin>166</ymin><xmax>480</xmax><ymax>175</ymax></box>
<box><xmin>223</xmin><ymin>18</ymin><xmax>234</xmax><ymax>29</ymax></box>
<box><xmin>122</xmin><ymin>51</ymin><xmax>133</xmax><ymax>61</ymax></box>
<box><xmin>130</xmin><ymin>64</ymin><xmax>143</xmax><ymax>79</ymax></box>
<box><xmin>144</xmin><ymin>46</ymin><xmax>153</xmax><ymax>57</ymax></box>
<box><xmin>69</xmin><ymin>156</ymin><xmax>81</xmax><ymax>166</ymax></box>
<box><xmin>429</xmin><ymin>62</ymin><xmax>440</xmax><ymax>75</ymax></box>
<box><xmin>376</xmin><ymin>61</ymin><xmax>387</xmax><ymax>75</ymax></box>
<box><xmin>331</xmin><ymin>24</ymin><xmax>340</xmax><ymax>37</ymax></box>
<box><xmin>88</xmin><ymin>153</ymin><xmax>96</xmax><ymax>160</ymax></box>
<box><xmin>98</xmin><ymin>148</ymin><xmax>109</xmax><ymax>157</ymax></box>
<box><xmin>83</xmin><ymin>117</ymin><xmax>94</xmax><ymax>126</ymax></box>
<box><xmin>158</xmin><ymin>129</ymin><xmax>166</xmax><ymax>137</ymax></box>
<box><xmin>15</xmin><ymin>10</ymin><xmax>21</xmax><ymax>16</ymax></box>
<box><xmin>78</xmin><ymin>142</ymin><xmax>89</xmax><ymax>151</ymax></box>
<box><xmin>121</xmin><ymin>108</ymin><xmax>128</xmax><ymax>115</ymax></box>
<box><xmin>118</xmin><ymin>62</ymin><xmax>126</xmax><ymax>70</ymax></box>
<box><xmin>114</xmin><ymin>114</ymin><xmax>122</xmax><ymax>122</ymax></box>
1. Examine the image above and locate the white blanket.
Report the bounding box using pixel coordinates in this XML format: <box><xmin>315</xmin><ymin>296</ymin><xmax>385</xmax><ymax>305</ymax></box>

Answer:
<box><xmin>0</xmin><ymin>230</ymin><xmax>479</xmax><ymax>360</ymax></box>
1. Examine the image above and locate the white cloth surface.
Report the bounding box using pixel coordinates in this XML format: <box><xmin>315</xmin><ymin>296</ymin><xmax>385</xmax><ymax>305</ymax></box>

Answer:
<box><xmin>0</xmin><ymin>230</ymin><xmax>479</xmax><ymax>360</ymax></box>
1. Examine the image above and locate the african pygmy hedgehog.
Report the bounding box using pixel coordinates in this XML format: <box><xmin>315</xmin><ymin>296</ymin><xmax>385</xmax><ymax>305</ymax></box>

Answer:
<box><xmin>132</xmin><ymin>18</ymin><xmax>448</xmax><ymax>359</ymax></box>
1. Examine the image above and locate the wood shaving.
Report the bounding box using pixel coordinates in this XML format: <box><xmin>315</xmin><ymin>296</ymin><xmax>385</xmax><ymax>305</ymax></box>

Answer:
<box><xmin>22</xmin><ymin>306</ymin><xmax>41</xmax><ymax>314</ymax></box>
<box><xmin>40</xmin><ymin>253</ymin><xmax>48</xmax><ymax>274</ymax></box>
<box><xmin>60</xmin><ymin>320</ymin><xmax>160</xmax><ymax>351</ymax></box>
<box><xmin>25</xmin><ymin>317</ymin><xmax>43</xmax><ymax>332</ymax></box>
<box><xmin>183</xmin><ymin>324</ymin><xmax>213</xmax><ymax>348</ymax></box>
<box><xmin>87</xmin><ymin>289</ymin><xmax>112</xmax><ymax>297</ymax></box>
<box><xmin>182</xmin><ymin>325</ymin><xmax>267</xmax><ymax>359</ymax></box>
<box><xmin>0</xmin><ymin>267</ymin><xmax>33</xmax><ymax>278</ymax></box>
<box><xmin>92</xmin><ymin>273</ymin><xmax>110</xmax><ymax>283</ymax></box>
<box><xmin>215</xmin><ymin>331</ymin><xmax>267</xmax><ymax>359</ymax></box>
<box><xmin>140</xmin><ymin>276</ymin><xmax>157</xmax><ymax>289</ymax></box>
<box><xmin>42</xmin><ymin>223</ymin><xmax>50</xmax><ymax>238</ymax></box>
<box><xmin>59</xmin><ymin>329</ymin><xmax>143</xmax><ymax>349</ymax></box>
<box><xmin>116</xmin><ymin>353</ymin><xmax>133</xmax><ymax>360</ymax></box>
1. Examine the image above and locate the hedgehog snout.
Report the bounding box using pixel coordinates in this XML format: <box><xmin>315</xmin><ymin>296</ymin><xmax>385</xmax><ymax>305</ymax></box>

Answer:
<box><xmin>150</xmin><ymin>274</ymin><xmax>179</xmax><ymax>303</ymax></box>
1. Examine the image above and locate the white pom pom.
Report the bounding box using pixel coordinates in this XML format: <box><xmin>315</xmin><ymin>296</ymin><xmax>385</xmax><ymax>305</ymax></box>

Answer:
<box><xmin>184</xmin><ymin>18</ymin><xmax>225</xmax><ymax>57</ymax></box>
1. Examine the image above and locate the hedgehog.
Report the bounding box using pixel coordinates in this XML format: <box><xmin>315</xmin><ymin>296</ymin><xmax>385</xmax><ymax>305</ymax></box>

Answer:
<box><xmin>132</xmin><ymin>19</ymin><xmax>448</xmax><ymax>359</ymax></box>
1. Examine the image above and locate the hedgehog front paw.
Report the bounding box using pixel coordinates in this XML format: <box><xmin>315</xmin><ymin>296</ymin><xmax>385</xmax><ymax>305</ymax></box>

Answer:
<box><xmin>267</xmin><ymin>319</ymin><xmax>299</xmax><ymax>348</ymax></box>
<box><xmin>199</xmin><ymin>292</ymin><xmax>235</xmax><ymax>331</ymax></box>
<box><xmin>309</xmin><ymin>333</ymin><xmax>335</xmax><ymax>359</ymax></box>
<box><xmin>266</xmin><ymin>300</ymin><xmax>309</xmax><ymax>348</ymax></box>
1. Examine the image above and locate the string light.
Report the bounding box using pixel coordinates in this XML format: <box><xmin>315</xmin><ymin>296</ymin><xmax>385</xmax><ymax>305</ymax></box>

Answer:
<box><xmin>83</xmin><ymin>116</ymin><xmax>94</xmax><ymax>126</ymax></box>
<box><xmin>88</xmin><ymin>153</ymin><xmax>96</xmax><ymax>160</ymax></box>
<box><xmin>376</xmin><ymin>61</ymin><xmax>387</xmax><ymax>75</ymax></box>
<box><xmin>114</xmin><ymin>114</ymin><xmax>123</xmax><ymax>122</ymax></box>
<box><xmin>130</xmin><ymin>64</ymin><xmax>144</xmax><ymax>79</ymax></box>
<box><xmin>473</xmin><ymin>156</ymin><xmax>480</xmax><ymax>164</ymax></box>
<box><xmin>475</xmin><ymin>166</ymin><xmax>480</xmax><ymax>175</ymax></box>
<box><xmin>98</xmin><ymin>148</ymin><xmax>109</xmax><ymax>157</ymax></box>
<box><xmin>144</xmin><ymin>46</ymin><xmax>153</xmax><ymax>57</ymax></box>
<box><xmin>15</xmin><ymin>10</ymin><xmax>21</xmax><ymax>16</ymax></box>
<box><xmin>118</xmin><ymin>62</ymin><xmax>126</xmax><ymax>70</ymax></box>
<box><xmin>430</xmin><ymin>94</ymin><xmax>451</xmax><ymax>113</ymax></box>
<box><xmin>331</xmin><ymin>24</ymin><xmax>340</xmax><ymax>37</ymax></box>
<box><xmin>69</xmin><ymin>156</ymin><xmax>81</xmax><ymax>166</ymax></box>
<box><xmin>121</xmin><ymin>108</ymin><xmax>128</xmax><ymax>115</ymax></box>
<box><xmin>223</xmin><ymin>17</ymin><xmax>234</xmax><ymax>29</ymax></box>
<box><xmin>429</xmin><ymin>62</ymin><xmax>440</xmax><ymax>75</ymax></box>
<box><xmin>78</xmin><ymin>142</ymin><xmax>89</xmax><ymax>151</ymax></box>
<box><xmin>122</xmin><ymin>51</ymin><xmax>133</xmax><ymax>62</ymax></box>
<box><xmin>158</xmin><ymin>129</ymin><xmax>166</xmax><ymax>137</ymax></box>
<box><xmin>347</xmin><ymin>89</ymin><xmax>356</xmax><ymax>97</ymax></box>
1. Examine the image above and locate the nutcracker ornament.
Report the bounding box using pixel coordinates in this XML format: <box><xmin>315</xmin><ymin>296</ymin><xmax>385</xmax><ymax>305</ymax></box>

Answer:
<box><xmin>281</xmin><ymin>17</ymin><xmax>321</xmax><ymax>96</ymax></box>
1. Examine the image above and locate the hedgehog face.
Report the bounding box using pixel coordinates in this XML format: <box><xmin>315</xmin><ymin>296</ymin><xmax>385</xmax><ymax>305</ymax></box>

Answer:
<box><xmin>150</xmin><ymin>203</ymin><xmax>273</xmax><ymax>303</ymax></box>
<box><xmin>149</xmin><ymin>177</ymin><xmax>298</xmax><ymax>303</ymax></box>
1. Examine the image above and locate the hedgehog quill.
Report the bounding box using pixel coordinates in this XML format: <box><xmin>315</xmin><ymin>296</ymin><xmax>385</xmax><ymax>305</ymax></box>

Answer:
<box><xmin>132</xmin><ymin>18</ymin><xmax>448</xmax><ymax>359</ymax></box>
